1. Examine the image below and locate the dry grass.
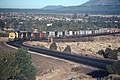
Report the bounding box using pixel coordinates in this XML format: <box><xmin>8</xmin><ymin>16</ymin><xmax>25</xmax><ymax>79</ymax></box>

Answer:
<box><xmin>25</xmin><ymin>35</ymin><xmax>120</xmax><ymax>58</ymax></box>
<box><xmin>0</xmin><ymin>37</ymin><xmax>8</xmax><ymax>42</ymax></box>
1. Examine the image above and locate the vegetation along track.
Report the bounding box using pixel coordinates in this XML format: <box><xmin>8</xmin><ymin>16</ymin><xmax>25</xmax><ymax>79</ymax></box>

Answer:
<box><xmin>6</xmin><ymin>41</ymin><xmax>115</xmax><ymax>70</ymax></box>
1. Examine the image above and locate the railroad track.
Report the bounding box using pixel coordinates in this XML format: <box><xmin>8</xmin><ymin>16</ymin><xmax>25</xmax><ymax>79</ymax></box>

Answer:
<box><xmin>6</xmin><ymin>41</ymin><xmax>114</xmax><ymax>70</ymax></box>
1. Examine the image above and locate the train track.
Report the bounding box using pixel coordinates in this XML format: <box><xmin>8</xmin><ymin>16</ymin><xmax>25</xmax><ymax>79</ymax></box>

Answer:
<box><xmin>6</xmin><ymin>41</ymin><xmax>114</xmax><ymax>70</ymax></box>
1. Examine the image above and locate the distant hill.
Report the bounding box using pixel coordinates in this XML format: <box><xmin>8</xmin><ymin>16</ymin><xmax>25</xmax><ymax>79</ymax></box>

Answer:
<box><xmin>41</xmin><ymin>5</ymin><xmax>65</xmax><ymax>10</ymax></box>
<box><xmin>81</xmin><ymin>0</ymin><xmax>120</xmax><ymax>6</ymax></box>
<box><xmin>57</xmin><ymin>0</ymin><xmax>120</xmax><ymax>14</ymax></box>
<box><xmin>0</xmin><ymin>0</ymin><xmax>120</xmax><ymax>14</ymax></box>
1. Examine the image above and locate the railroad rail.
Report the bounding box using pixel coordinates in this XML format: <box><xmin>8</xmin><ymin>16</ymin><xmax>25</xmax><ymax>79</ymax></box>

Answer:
<box><xmin>6</xmin><ymin>41</ymin><xmax>114</xmax><ymax>70</ymax></box>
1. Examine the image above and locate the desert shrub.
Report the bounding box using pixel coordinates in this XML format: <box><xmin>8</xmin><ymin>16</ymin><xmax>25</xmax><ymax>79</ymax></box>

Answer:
<box><xmin>97</xmin><ymin>48</ymin><xmax>118</xmax><ymax>60</ymax></box>
<box><xmin>97</xmin><ymin>50</ymin><xmax>104</xmax><ymax>55</ymax></box>
<box><xmin>63</xmin><ymin>45</ymin><xmax>71</xmax><ymax>53</ymax></box>
<box><xmin>104</xmin><ymin>48</ymin><xmax>112</xmax><ymax>58</ymax></box>
<box><xmin>49</xmin><ymin>42</ymin><xmax>57</xmax><ymax>50</ymax></box>
<box><xmin>108</xmin><ymin>49</ymin><xmax>118</xmax><ymax>60</ymax></box>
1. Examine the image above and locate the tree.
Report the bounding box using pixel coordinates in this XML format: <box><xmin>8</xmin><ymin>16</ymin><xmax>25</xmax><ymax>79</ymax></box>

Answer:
<box><xmin>63</xmin><ymin>45</ymin><xmax>71</xmax><ymax>53</ymax></box>
<box><xmin>49</xmin><ymin>42</ymin><xmax>57</xmax><ymax>50</ymax></box>
<box><xmin>0</xmin><ymin>20</ymin><xmax>5</xmax><ymax>29</ymax></box>
<box><xmin>14</xmin><ymin>48</ymin><xmax>36</xmax><ymax>80</ymax></box>
<box><xmin>0</xmin><ymin>47</ymin><xmax>20</xmax><ymax>80</ymax></box>
<box><xmin>0</xmin><ymin>47</ymin><xmax>36</xmax><ymax>80</ymax></box>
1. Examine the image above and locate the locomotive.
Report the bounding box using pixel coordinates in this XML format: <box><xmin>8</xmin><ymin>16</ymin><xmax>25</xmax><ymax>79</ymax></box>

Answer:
<box><xmin>8</xmin><ymin>31</ymin><xmax>30</xmax><ymax>41</ymax></box>
<box><xmin>9</xmin><ymin>32</ymin><xmax>18</xmax><ymax>41</ymax></box>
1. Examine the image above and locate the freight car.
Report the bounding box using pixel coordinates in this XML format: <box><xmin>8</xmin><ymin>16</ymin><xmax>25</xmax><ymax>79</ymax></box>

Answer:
<box><xmin>8</xmin><ymin>28</ymin><xmax>120</xmax><ymax>41</ymax></box>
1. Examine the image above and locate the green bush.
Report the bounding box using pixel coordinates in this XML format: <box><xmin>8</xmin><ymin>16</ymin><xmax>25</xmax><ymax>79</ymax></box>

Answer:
<box><xmin>49</xmin><ymin>42</ymin><xmax>57</xmax><ymax>50</ymax></box>
<box><xmin>63</xmin><ymin>45</ymin><xmax>71</xmax><ymax>53</ymax></box>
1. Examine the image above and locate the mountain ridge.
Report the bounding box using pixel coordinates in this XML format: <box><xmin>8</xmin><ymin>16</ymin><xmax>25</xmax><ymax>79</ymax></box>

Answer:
<box><xmin>81</xmin><ymin>0</ymin><xmax>120</xmax><ymax>6</ymax></box>
<box><xmin>0</xmin><ymin>0</ymin><xmax>120</xmax><ymax>14</ymax></box>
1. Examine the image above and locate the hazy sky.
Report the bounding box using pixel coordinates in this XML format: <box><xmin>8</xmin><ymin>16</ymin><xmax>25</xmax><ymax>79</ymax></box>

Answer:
<box><xmin>0</xmin><ymin>0</ymin><xmax>89</xmax><ymax>8</ymax></box>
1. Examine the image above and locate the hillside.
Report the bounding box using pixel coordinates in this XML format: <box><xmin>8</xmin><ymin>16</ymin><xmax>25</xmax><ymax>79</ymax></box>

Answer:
<box><xmin>57</xmin><ymin>0</ymin><xmax>120</xmax><ymax>14</ymax></box>
<box><xmin>81</xmin><ymin>0</ymin><xmax>120</xmax><ymax>6</ymax></box>
<box><xmin>58</xmin><ymin>5</ymin><xmax>120</xmax><ymax>14</ymax></box>
<box><xmin>1</xmin><ymin>0</ymin><xmax>120</xmax><ymax>14</ymax></box>
<box><xmin>38</xmin><ymin>0</ymin><xmax>120</xmax><ymax>14</ymax></box>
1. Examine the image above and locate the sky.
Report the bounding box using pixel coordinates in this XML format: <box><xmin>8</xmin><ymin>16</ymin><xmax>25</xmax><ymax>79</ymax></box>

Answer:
<box><xmin>0</xmin><ymin>0</ymin><xmax>89</xmax><ymax>9</ymax></box>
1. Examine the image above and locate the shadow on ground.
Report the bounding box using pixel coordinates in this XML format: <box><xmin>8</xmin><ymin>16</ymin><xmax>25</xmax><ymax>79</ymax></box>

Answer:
<box><xmin>87</xmin><ymin>70</ymin><xmax>109</xmax><ymax>78</ymax></box>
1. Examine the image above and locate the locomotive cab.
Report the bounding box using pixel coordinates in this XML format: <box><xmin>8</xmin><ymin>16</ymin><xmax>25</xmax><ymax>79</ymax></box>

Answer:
<box><xmin>9</xmin><ymin>31</ymin><xmax>19</xmax><ymax>41</ymax></box>
<box><xmin>9</xmin><ymin>32</ymin><xmax>16</xmax><ymax>41</ymax></box>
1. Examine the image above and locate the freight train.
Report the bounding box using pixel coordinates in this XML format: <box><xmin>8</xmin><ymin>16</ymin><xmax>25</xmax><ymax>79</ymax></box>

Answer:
<box><xmin>8</xmin><ymin>28</ymin><xmax>120</xmax><ymax>41</ymax></box>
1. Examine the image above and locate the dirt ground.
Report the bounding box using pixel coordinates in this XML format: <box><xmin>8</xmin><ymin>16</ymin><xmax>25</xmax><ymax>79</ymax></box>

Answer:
<box><xmin>0</xmin><ymin>41</ymin><xmax>95</xmax><ymax>80</ymax></box>
<box><xmin>2</xmin><ymin>35</ymin><xmax>120</xmax><ymax>80</ymax></box>
<box><xmin>23</xmin><ymin>35</ymin><xmax>120</xmax><ymax>79</ymax></box>
<box><xmin>0</xmin><ymin>37</ymin><xmax>8</xmax><ymax>42</ymax></box>
<box><xmin>31</xmin><ymin>53</ymin><xmax>95</xmax><ymax>80</ymax></box>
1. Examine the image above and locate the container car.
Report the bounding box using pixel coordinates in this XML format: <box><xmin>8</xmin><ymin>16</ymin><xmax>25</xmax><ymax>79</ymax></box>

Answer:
<box><xmin>33</xmin><ymin>32</ymin><xmax>40</xmax><ymax>40</ymax></box>
<box><xmin>27</xmin><ymin>32</ymin><xmax>32</xmax><ymax>40</ymax></box>
<box><xmin>41</xmin><ymin>31</ymin><xmax>47</xmax><ymax>39</ymax></box>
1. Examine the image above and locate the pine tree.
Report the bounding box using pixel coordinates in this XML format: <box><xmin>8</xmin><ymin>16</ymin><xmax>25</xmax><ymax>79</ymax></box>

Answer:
<box><xmin>14</xmin><ymin>48</ymin><xmax>36</xmax><ymax>80</ymax></box>
<box><xmin>0</xmin><ymin>47</ymin><xmax>36</xmax><ymax>80</ymax></box>
<box><xmin>0</xmin><ymin>47</ymin><xmax>20</xmax><ymax>80</ymax></box>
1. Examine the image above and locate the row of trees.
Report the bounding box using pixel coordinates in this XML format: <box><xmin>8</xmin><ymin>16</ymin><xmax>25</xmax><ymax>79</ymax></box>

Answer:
<box><xmin>0</xmin><ymin>47</ymin><xmax>36</xmax><ymax>80</ymax></box>
<box><xmin>1</xmin><ymin>14</ymin><xmax>120</xmax><ymax>31</ymax></box>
